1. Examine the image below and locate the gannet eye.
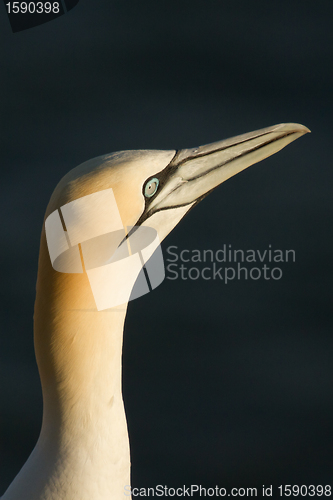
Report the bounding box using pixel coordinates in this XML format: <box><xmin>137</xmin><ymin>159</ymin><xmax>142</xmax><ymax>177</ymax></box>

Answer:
<box><xmin>144</xmin><ymin>177</ymin><xmax>159</xmax><ymax>198</ymax></box>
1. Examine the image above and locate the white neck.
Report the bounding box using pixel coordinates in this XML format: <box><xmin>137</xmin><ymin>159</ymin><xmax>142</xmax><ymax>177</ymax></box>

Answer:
<box><xmin>3</xmin><ymin>235</ymin><xmax>132</xmax><ymax>500</ymax></box>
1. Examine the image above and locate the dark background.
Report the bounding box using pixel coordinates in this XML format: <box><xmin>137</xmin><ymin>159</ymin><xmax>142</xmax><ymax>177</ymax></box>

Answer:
<box><xmin>1</xmin><ymin>0</ymin><xmax>332</xmax><ymax>495</ymax></box>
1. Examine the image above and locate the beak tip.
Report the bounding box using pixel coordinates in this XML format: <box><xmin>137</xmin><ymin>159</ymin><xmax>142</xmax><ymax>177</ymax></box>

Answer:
<box><xmin>296</xmin><ymin>123</ymin><xmax>311</xmax><ymax>134</ymax></box>
<box><xmin>279</xmin><ymin>122</ymin><xmax>311</xmax><ymax>135</ymax></box>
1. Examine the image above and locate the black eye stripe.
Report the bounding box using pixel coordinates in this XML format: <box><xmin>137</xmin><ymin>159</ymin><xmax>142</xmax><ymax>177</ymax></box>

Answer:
<box><xmin>136</xmin><ymin>150</ymin><xmax>180</xmax><ymax>226</ymax></box>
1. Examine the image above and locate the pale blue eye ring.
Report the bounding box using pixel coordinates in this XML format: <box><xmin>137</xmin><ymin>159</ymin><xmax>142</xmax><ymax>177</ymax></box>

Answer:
<box><xmin>144</xmin><ymin>177</ymin><xmax>159</xmax><ymax>198</ymax></box>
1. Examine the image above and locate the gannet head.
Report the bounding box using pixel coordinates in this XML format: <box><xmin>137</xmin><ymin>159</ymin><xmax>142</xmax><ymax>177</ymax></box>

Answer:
<box><xmin>40</xmin><ymin>123</ymin><xmax>310</xmax><ymax>312</ymax></box>
<box><xmin>40</xmin><ymin>122</ymin><xmax>310</xmax><ymax>313</ymax></box>
<box><xmin>47</xmin><ymin>123</ymin><xmax>309</xmax><ymax>243</ymax></box>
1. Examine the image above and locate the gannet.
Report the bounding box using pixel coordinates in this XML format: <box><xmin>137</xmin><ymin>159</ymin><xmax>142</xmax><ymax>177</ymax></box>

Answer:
<box><xmin>2</xmin><ymin>123</ymin><xmax>309</xmax><ymax>500</ymax></box>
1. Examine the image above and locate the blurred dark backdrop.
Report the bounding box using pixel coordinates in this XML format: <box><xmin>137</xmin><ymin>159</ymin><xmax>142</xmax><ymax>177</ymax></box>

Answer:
<box><xmin>1</xmin><ymin>0</ymin><xmax>332</xmax><ymax>495</ymax></box>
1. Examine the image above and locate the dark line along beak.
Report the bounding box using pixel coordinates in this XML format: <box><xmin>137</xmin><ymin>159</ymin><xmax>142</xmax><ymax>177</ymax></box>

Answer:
<box><xmin>146</xmin><ymin>123</ymin><xmax>310</xmax><ymax>214</ymax></box>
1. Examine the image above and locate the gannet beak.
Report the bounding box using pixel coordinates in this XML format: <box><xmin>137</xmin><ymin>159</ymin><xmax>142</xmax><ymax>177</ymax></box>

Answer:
<box><xmin>142</xmin><ymin>123</ymin><xmax>310</xmax><ymax>218</ymax></box>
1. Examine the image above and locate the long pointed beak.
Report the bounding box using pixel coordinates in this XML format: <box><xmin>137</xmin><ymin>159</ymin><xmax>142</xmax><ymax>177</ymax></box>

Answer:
<box><xmin>147</xmin><ymin>123</ymin><xmax>310</xmax><ymax>214</ymax></box>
